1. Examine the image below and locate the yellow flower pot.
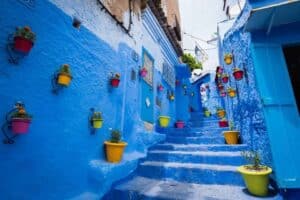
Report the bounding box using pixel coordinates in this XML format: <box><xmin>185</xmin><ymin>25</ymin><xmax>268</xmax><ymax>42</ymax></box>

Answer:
<box><xmin>92</xmin><ymin>119</ymin><xmax>103</xmax><ymax>129</ymax></box>
<box><xmin>159</xmin><ymin>116</ymin><xmax>170</xmax><ymax>127</ymax></box>
<box><xmin>104</xmin><ymin>141</ymin><xmax>127</xmax><ymax>163</ymax></box>
<box><xmin>224</xmin><ymin>55</ymin><xmax>233</xmax><ymax>65</ymax></box>
<box><xmin>223</xmin><ymin>131</ymin><xmax>239</xmax><ymax>144</ymax></box>
<box><xmin>204</xmin><ymin>111</ymin><xmax>211</xmax><ymax>117</ymax></box>
<box><xmin>228</xmin><ymin>89</ymin><xmax>236</xmax><ymax>97</ymax></box>
<box><xmin>237</xmin><ymin>166</ymin><xmax>272</xmax><ymax>196</ymax></box>
<box><xmin>217</xmin><ymin>110</ymin><xmax>226</xmax><ymax>118</ymax></box>
<box><xmin>57</xmin><ymin>73</ymin><xmax>72</xmax><ymax>86</ymax></box>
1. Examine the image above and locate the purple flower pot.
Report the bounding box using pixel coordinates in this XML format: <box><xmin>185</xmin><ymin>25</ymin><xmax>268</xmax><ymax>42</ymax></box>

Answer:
<box><xmin>11</xmin><ymin>118</ymin><xmax>31</xmax><ymax>134</ymax></box>
<box><xmin>175</xmin><ymin>121</ymin><xmax>184</xmax><ymax>128</ymax></box>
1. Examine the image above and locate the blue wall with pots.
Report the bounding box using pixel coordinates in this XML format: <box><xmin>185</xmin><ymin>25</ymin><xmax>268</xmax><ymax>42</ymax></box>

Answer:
<box><xmin>0</xmin><ymin>0</ymin><xmax>182</xmax><ymax>199</ymax></box>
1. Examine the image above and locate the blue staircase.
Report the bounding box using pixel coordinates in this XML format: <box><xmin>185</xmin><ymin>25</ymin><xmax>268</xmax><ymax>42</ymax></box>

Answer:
<box><xmin>103</xmin><ymin>116</ymin><xmax>282</xmax><ymax>200</ymax></box>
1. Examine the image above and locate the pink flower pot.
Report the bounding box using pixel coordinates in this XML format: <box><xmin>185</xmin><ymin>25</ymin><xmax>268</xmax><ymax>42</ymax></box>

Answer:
<box><xmin>158</xmin><ymin>85</ymin><xmax>164</xmax><ymax>92</ymax></box>
<box><xmin>233</xmin><ymin>70</ymin><xmax>244</xmax><ymax>80</ymax></box>
<box><xmin>222</xmin><ymin>76</ymin><xmax>229</xmax><ymax>83</ymax></box>
<box><xmin>175</xmin><ymin>121</ymin><xmax>184</xmax><ymax>128</ymax></box>
<box><xmin>11</xmin><ymin>118</ymin><xmax>31</xmax><ymax>134</ymax></box>
<box><xmin>140</xmin><ymin>68</ymin><xmax>147</xmax><ymax>77</ymax></box>
<box><xmin>219</xmin><ymin>121</ymin><xmax>229</xmax><ymax>128</ymax></box>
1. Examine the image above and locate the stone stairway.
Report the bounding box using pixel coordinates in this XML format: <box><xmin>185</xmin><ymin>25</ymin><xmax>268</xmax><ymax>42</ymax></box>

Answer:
<box><xmin>103</xmin><ymin>117</ymin><xmax>281</xmax><ymax>200</ymax></box>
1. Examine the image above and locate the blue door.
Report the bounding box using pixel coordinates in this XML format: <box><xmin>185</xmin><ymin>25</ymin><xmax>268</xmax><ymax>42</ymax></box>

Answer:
<box><xmin>141</xmin><ymin>49</ymin><xmax>154</xmax><ymax>123</ymax></box>
<box><xmin>252</xmin><ymin>43</ymin><xmax>300</xmax><ymax>188</ymax></box>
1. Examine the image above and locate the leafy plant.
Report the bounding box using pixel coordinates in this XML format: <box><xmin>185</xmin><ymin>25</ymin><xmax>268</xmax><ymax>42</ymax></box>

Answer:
<box><xmin>229</xmin><ymin>121</ymin><xmax>234</xmax><ymax>131</ymax></box>
<box><xmin>181</xmin><ymin>53</ymin><xmax>202</xmax><ymax>71</ymax></box>
<box><xmin>241</xmin><ymin>151</ymin><xmax>267</xmax><ymax>171</ymax></box>
<box><xmin>59</xmin><ymin>64</ymin><xmax>71</xmax><ymax>75</ymax></box>
<box><xmin>11</xmin><ymin>108</ymin><xmax>32</xmax><ymax>119</ymax></box>
<box><xmin>92</xmin><ymin>112</ymin><xmax>102</xmax><ymax>120</ymax></box>
<box><xmin>14</xmin><ymin>26</ymin><xmax>36</xmax><ymax>42</ymax></box>
<box><xmin>113</xmin><ymin>73</ymin><xmax>121</xmax><ymax>80</ymax></box>
<box><xmin>110</xmin><ymin>130</ymin><xmax>121</xmax><ymax>143</ymax></box>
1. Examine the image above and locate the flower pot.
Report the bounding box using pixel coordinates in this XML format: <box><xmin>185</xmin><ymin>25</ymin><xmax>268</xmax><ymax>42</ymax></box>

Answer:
<box><xmin>220</xmin><ymin>91</ymin><xmax>226</xmax><ymax>97</ymax></box>
<box><xmin>218</xmin><ymin>84</ymin><xmax>224</xmax><ymax>90</ymax></box>
<box><xmin>140</xmin><ymin>68</ymin><xmax>147</xmax><ymax>77</ymax></box>
<box><xmin>204</xmin><ymin>111</ymin><xmax>211</xmax><ymax>117</ymax></box>
<box><xmin>228</xmin><ymin>89</ymin><xmax>236</xmax><ymax>97</ymax></box>
<box><xmin>158</xmin><ymin>85</ymin><xmax>164</xmax><ymax>92</ymax></box>
<box><xmin>104</xmin><ymin>141</ymin><xmax>127</xmax><ymax>163</ymax></box>
<box><xmin>11</xmin><ymin>118</ymin><xmax>31</xmax><ymax>134</ymax></box>
<box><xmin>222</xmin><ymin>76</ymin><xmax>229</xmax><ymax>83</ymax></box>
<box><xmin>217</xmin><ymin>67</ymin><xmax>223</xmax><ymax>74</ymax></box>
<box><xmin>217</xmin><ymin>110</ymin><xmax>226</xmax><ymax>118</ymax></box>
<box><xmin>223</xmin><ymin>131</ymin><xmax>239</xmax><ymax>144</ymax></box>
<box><xmin>237</xmin><ymin>166</ymin><xmax>272</xmax><ymax>196</ymax></box>
<box><xmin>159</xmin><ymin>116</ymin><xmax>170</xmax><ymax>127</ymax></box>
<box><xmin>92</xmin><ymin>119</ymin><xmax>103</xmax><ymax>129</ymax></box>
<box><xmin>111</xmin><ymin>78</ymin><xmax>120</xmax><ymax>88</ymax></box>
<box><xmin>57</xmin><ymin>73</ymin><xmax>72</xmax><ymax>86</ymax></box>
<box><xmin>224</xmin><ymin>57</ymin><xmax>232</xmax><ymax>65</ymax></box>
<box><xmin>233</xmin><ymin>70</ymin><xmax>244</xmax><ymax>80</ymax></box>
<box><xmin>219</xmin><ymin>120</ymin><xmax>228</xmax><ymax>127</ymax></box>
<box><xmin>14</xmin><ymin>36</ymin><xmax>33</xmax><ymax>53</ymax></box>
<box><xmin>175</xmin><ymin>121</ymin><xmax>184</xmax><ymax>128</ymax></box>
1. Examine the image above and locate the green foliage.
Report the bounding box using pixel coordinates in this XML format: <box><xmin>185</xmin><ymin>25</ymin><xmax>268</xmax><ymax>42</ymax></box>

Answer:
<box><xmin>241</xmin><ymin>151</ymin><xmax>266</xmax><ymax>170</ymax></box>
<box><xmin>181</xmin><ymin>53</ymin><xmax>202</xmax><ymax>71</ymax></box>
<box><xmin>59</xmin><ymin>64</ymin><xmax>71</xmax><ymax>75</ymax></box>
<box><xmin>14</xmin><ymin>26</ymin><xmax>36</xmax><ymax>42</ymax></box>
<box><xmin>92</xmin><ymin>112</ymin><xmax>102</xmax><ymax>120</ymax></box>
<box><xmin>11</xmin><ymin>111</ymin><xmax>32</xmax><ymax>119</ymax></box>
<box><xmin>111</xmin><ymin>130</ymin><xmax>121</xmax><ymax>143</ymax></box>
<box><xmin>229</xmin><ymin>121</ymin><xmax>234</xmax><ymax>131</ymax></box>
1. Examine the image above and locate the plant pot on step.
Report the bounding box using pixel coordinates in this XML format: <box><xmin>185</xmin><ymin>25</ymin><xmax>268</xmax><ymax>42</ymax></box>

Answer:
<box><xmin>105</xmin><ymin>130</ymin><xmax>127</xmax><ymax>163</ymax></box>
<box><xmin>175</xmin><ymin>121</ymin><xmax>184</xmax><ymax>128</ymax></box>
<box><xmin>159</xmin><ymin>116</ymin><xmax>170</xmax><ymax>127</ymax></box>
<box><xmin>223</xmin><ymin>131</ymin><xmax>239</xmax><ymax>144</ymax></box>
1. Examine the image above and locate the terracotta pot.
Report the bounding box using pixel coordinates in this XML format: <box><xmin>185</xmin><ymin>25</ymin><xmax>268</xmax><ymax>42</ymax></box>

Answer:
<box><xmin>14</xmin><ymin>37</ymin><xmax>33</xmax><ymax>53</ymax></box>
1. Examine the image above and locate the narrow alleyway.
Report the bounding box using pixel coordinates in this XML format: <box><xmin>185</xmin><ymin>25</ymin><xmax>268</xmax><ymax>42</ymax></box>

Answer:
<box><xmin>103</xmin><ymin>113</ymin><xmax>281</xmax><ymax>200</ymax></box>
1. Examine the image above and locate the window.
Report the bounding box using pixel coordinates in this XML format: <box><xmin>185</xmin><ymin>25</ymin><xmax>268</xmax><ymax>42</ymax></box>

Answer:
<box><xmin>163</xmin><ymin>62</ymin><xmax>175</xmax><ymax>88</ymax></box>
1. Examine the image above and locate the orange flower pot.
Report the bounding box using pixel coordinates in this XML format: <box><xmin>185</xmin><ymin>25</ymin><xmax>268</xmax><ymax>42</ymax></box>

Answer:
<box><xmin>104</xmin><ymin>141</ymin><xmax>127</xmax><ymax>163</ymax></box>
<box><xmin>223</xmin><ymin>131</ymin><xmax>239</xmax><ymax>144</ymax></box>
<box><xmin>57</xmin><ymin>73</ymin><xmax>72</xmax><ymax>86</ymax></box>
<box><xmin>217</xmin><ymin>110</ymin><xmax>226</xmax><ymax>118</ymax></box>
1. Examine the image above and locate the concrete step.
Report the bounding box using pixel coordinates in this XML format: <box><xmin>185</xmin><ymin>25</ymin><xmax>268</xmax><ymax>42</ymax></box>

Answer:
<box><xmin>150</xmin><ymin>143</ymin><xmax>248</xmax><ymax>152</ymax></box>
<box><xmin>146</xmin><ymin>150</ymin><xmax>245</xmax><ymax>165</ymax></box>
<box><xmin>166</xmin><ymin>136</ymin><xmax>225</xmax><ymax>144</ymax></box>
<box><xmin>103</xmin><ymin>176</ymin><xmax>281</xmax><ymax>200</ymax></box>
<box><xmin>137</xmin><ymin>161</ymin><xmax>244</xmax><ymax>186</ymax></box>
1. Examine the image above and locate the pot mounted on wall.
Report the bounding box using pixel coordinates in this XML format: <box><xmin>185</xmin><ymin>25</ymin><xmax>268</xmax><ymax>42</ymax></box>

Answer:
<box><xmin>221</xmin><ymin>73</ymin><xmax>229</xmax><ymax>83</ymax></box>
<box><xmin>52</xmin><ymin>64</ymin><xmax>73</xmax><ymax>94</ymax></box>
<box><xmin>89</xmin><ymin>108</ymin><xmax>103</xmax><ymax>134</ymax></box>
<box><xmin>1</xmin><ymin>102</ymin><xmax>32</xmax><ymax>144</ymax></box>
<box><xmin>139</xmin><ymin>67</ymin><xmax>148</xmax><ymax>78</ymax></box>
<box><xmin>233</xmin><ymin>68</ymin><xmax>244</xmax><ymax>81</ymax></box>
<box><xmin>224</xmin><ymin>53</ymin><xmax>233</xmax><ymax>65</ymax></box>
<box><xmin>110</xmin><ymin>73</ymin><xmax>121</xmax><ymax>88</ymax></box>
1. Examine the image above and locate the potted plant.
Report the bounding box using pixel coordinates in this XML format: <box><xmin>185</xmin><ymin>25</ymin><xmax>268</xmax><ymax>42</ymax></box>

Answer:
<box><xmin>219</xmin><ymin>118</ymin><xmax>229</xmax><ymax>127</ymax></box>
<box><xmin>216</xmin><ymin>66</ymin><xmax>223</xmax><ymax>74</ymax></box>
<box><xmin>175</xmin><ymin>120</ymin><xmax>184</xmax><ymax>128</ymax></box>
<box><xmin>104</xmin><ymin>129</ymin><xmax>127</xmax><ymax>163</ymax></box>
<box><xmin>220</xmin><ymin>90</ymin><xmax>226</xmax><ymax>97</ymax></box>
<box><xmin>13</xmin><ymin>26</ymin><xmax>36</xmax><ymax>54</ymax></box>
<box><xmin>224</xmin><ymin>53</ymin><xmax>233</xmax><ymax>65</ymax></box>
<box><xmin>223</xmin><ymin>121</ymin><xmax>239</xmax><ymax>144</ymax></box>
<box><xmin>158</xmin><ymin>116</ymin><xmax>170</xmax><ymax>127</ymax></box>
<box><xmin>227</xmin><ymin>87</ymin><xmax>236</xmax><ymax>97</ymax></box>
<box><xmin>203</xmin><ymin>108</ymin><xmax>211</xmax><ymax>117</ymax></box>
<box><xmin>168</xmin><ymin>91</ymin><xmax>175</xmax><ymax>101</ymax></box>
<box><xmin>216</xmin><ymin>107</ymin><xmax>226</xmax><ymax>118</ymax></box>
<box><xmin>57</xmin><ymin>64</ymin><xmax>72</xmax><ymax>86</ymax></box>
<box><xmin>110</xmin><ymin>73</ymin><xmax>121</xmax><ymax>88</ymax></box>
<box><xmin>11</xmin><ymin>105</ymin><xmax>32</xmax><ymax>134</ymax></box>
<box><xmin>237</xmin><ymin>151</ymin><xmax>272</xmax><ymax>196</ymax></box>
<box><xmin>217</xmin><ymin>83</ymin><xmax>224</xmax><ymax>91</ymax></box>
<box><xmin>139</xmin><ymin>67</ymin><xmax>148</xmax><ymax>78</ymax></box>
<box><xmin>91</xmin><ymin>112</ymin><xmax>103</xmax><ymax>129</ymax></box>
<box><xmin>233</xmin><ymin>67</ymin><xmax>244</xmax><ymax>80</ymax></box>
<box><xmin>157</xmin><ymin>84</ymin><xmax>164</xmax><ymax>92</ymax></box>
<box><xmin>221</xmin><ymin>73</ymin><xmax>229</xmax><ymax>83</ymax></box>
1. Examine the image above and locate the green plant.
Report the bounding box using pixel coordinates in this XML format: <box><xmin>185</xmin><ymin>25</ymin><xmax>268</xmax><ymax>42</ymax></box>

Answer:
<box><xmin>241</xmin><ymin>151</ymin><xmax>267</xmax><ymax>171</ymax></box>
<box><xmin>181</xmin><ymin>53</ymin><xmax>202</xmax><ymax>71</ymax></box>
<box><xmin>14</xmin><ymin>26</ymin><xmax>36</xmax><ymax>42</ymax></box>
<box><xmin>92</xmin><ymin>112</ymin><xmax>102</xmax><ymax>120</ymax></box>
<box><xmin>110</xmin><ymin>130</ymin><xmax>121</xmax><ymax>143</ymax></box>
<box><xmin>11</xmin><ymin>109</ymin><xmax>32</xmax><ymax>119</ymax></box>
<box><xmin>113</xmin><ymin>73</ymin><xmax>121</xmax><ymax>80</ymax></box>
<box><xmin>220</xmin><ymin>117</ymin><xmax>227</xmax><ymax>122</ymax></box>
<box><xmin>59</xmin><ymin>64</ymin><xmax>71</xmax><ymax>75</ymax></box>
<box><xmin>222</xmin><ymin>73</ymin><xmax>229</xmax><ymax>78</ymax></box>
<box><xmin>229</xmin><ymin>121</ymin><xmax>234</xmax><ymax>130</ymax></box>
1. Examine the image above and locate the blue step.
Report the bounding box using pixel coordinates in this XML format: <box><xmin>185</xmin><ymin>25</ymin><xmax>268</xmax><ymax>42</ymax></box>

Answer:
<box><xmin>146</xmin><ymin>150</ymin><xmax>245</xmax><ymax>165</ymax></box>
<box><xmin>137</xmin><ymin>161</ymin><xmax>244</xmax><ymax>186</ymax></box>
<box><xmin>166</xmin><ymin>136</ymin><xmax>225</xmax><ymax>144</ymax></box>
<box><xmin>104</xmin><ymin>176</ymin><xmax>282</xmax><ymax>200</ymax></box>
<box><xmin>150</xmin><ymin>143</ymin><xmax>248</xmax><ymax>152</ymax></box>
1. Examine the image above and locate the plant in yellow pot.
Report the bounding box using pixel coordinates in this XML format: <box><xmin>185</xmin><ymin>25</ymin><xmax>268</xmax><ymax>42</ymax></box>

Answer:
<box><xmin>227</xmin><ymin>87</ymin><xmax>237</xmax><ymax>98</ymax></box>
<box><xmin>224</xmin><ymin>53</ymin><xmax>233</xmax><ymax>65</ymax></box>
<box><xmin>104</xmin><ymin>130</ymin><xmax>127</xmax><ymax>163</ymax></box>
<box><xmin>57</xmin><ymin>64</ymin><xmax>72</xmax><ymax>86</ymax></box>
<box><xmin>159</xmin><ymin>116</ymin><xmax>170</xmax><ymax>127</ymax></box>
<box><xmin>237</xmin><ymin>151</ymin><xmax>272</xmax><ymax>197</ymax></box>
<box><xmin>223</xmin><ymin>121</ymin><xmax>239</xmax><ymax>144</ymax></box>
<box><xmin>203</xmin><ymin>107</ymin><xmax>211</xmax><ymax>117</ymax></box>
<box><xmin>91</xmin><ymin>112</ymin><xmax>103</xmax><ymax>129</ymax></box>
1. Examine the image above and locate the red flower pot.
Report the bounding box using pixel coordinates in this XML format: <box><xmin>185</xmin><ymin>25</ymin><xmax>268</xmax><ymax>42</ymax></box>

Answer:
<box><xmin>111</xmin><ymin>78</ymin><xmax>120</xmax><ymax>87</ymax></box>
<box><xmin>233</xmin><ymin>70</ymin><xmax>244</xmax><ymax>80</ymax></box>
<box><xmin>175</xmin><ymin>121</ymin><xmax>184</xmax><ymax>128</ymax></box>
<box><xmin>222</xmin><ymin>76</ymin><xmax>229</xmax><ymax>83</ymax></box>
<box><xmin>219</xmin><ymin>120</ymin><xmax>229</xmax><ymax>127</ymax></box>
<box><xmin>11</xmin><ymin>118</ymin><xmax>31</xmax><ymax>134</ymax></box>
<box><xmin>140</xmin><ymin>68</ymin><xmax>148</xmax><ymax>77</ymax></box>
<box><xmin>14</xmin><ymin>37</ymin><xmax>33</xmax><ymax>53</ymax></box>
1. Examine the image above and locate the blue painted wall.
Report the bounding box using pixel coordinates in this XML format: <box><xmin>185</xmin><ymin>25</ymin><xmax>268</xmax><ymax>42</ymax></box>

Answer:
<box><xmin>249</xmin><ymin>0</ymin><xmax>289</xmax><ymax>8</ymax></box>
<box><xmin>0</xmin><ymin>0</ymin><xmax>179</xmax><ymax>199</ymax></box>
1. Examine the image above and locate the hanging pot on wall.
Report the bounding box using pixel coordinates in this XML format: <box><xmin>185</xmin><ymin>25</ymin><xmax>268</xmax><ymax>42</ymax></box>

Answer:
<box><xmin>216</xmin><ymin>108</ymin><xmax>226</xmax><ymax>118</ymax></box>
<box><xmin>224</xmin><ymin>53</ymin><xmax>233</xmax><ymax>65</ymax></box>
<box><xmin>13</xmin><ymin>26</ymin><xmax>36</xmax><ymax>54</ymax></box>
<box><xmin>221</xmin><ymin>73</ymin><xmax>229</xmax><ymax>83</ymax></box>
<box><xmin>220</xmin><ymin>90</ymin><xmax>226</xmax><ymax>97</ymax></box>
<box><xmin>57</xmin><ymin>64</ymin><xmax>72</xmax><ymax>86</ymax></box>
<box><xmin>219</xmin><ymin>119</ymin><xmax>229</xmax><ymax>127</ymax></box>
<box><xmin>227</xmin><ymin>88</ymin><xmax>237</xmax><ymax>98</ymax></box>
<box><xmin>110</xmin><ymin>73</ymin><xmax>121</xmax><ymax>88</ymax></box>
<box><xmin>139</xmin><ymin>67</ymin><xmax>148</xmax><ymax>78</ymax></box>
<box><xmin>233</xmin><ymin>68</ymin><xmax>244</xmax><ymax>81</ymax></box>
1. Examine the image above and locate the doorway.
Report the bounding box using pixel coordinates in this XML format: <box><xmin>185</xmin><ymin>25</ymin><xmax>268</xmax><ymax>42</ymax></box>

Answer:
<box><xmin>283</xmin><ymin>45</ymin><xmax>300</xmax><ymax>114</ymax></box>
